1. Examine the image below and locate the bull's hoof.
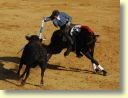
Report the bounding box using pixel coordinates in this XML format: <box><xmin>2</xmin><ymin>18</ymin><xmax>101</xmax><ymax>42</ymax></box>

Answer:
<box><xmin>21</xmin><ymin>80</ymin><xmax>25</xmax><ymax>86</ymax></box>
<box><xmin>102</xmin><ymin>70</ymin><xmax>107</xmax><ymax>76</ymax></box>
<box><xmin>40</xmin><ymin>83</ymin><xmax>44</xmax><ymax>86</ymax></box>
<box><xmin>40</xmin><ymin>81</ymin><xmax>44</xmax><ymax>86</ymax></box>
<box><xmin>16</xmin><ymin>73</ymin><xmax>20</xmax><ymax>79</ymax></box>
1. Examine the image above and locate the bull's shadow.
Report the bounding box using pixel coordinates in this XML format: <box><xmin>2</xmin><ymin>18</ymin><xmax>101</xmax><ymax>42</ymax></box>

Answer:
<box><xmin>0</xmin><ymin>57</ymin><xmax>20</xmax><ymax>85</ymax></box>
<box><xmin>0</xmin><ymin>56</ymin><xmax>94</xmax><ymax>73</ymax></box>
<box><xmin>0</xmin><ymin>62</ymin><xmax>18</xmax><ymax>82</ymax></box>
<box><xmin>0</xmin><ymin>56</ymin><xmax>95</xmax><ymax>82</ymax></box>
<box><xmin>0</xmin><ymin>56</ymin><xmax>20</xmax><ymax>64</ymax></box>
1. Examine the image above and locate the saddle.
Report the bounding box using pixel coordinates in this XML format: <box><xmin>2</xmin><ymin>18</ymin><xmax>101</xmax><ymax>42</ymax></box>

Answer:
<box><xmin>69</xmin><ymin>24</ymin><xmax>82</xmax><ymax>36</ymax></box>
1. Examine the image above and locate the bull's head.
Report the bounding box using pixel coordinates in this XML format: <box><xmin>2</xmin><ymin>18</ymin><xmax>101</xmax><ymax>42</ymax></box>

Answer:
<box><xmin>25</xmin><ymin>35</ymin><xmax>40</xmax><ymax>42</ymax></box>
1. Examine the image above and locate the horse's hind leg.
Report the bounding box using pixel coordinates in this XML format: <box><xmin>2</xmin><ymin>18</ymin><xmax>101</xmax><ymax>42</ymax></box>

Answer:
<box><xmin>90</xmin><ymin>41</ymin><xmax>107</xmax><ymax>76</ymax></box>
<box><xmin>87</xmin><ymin>42</ymin><xmax>99</xmax><ymax>71</ymax></box>
<box><xmin>82</xmin><ymin>49</ymin><xmax>107</xmax><ymax>76</ymax></box>
<box><xmin>90</xmin><ymin>47</ymin><xmax>107</xmax><ymax>76</ymax></box>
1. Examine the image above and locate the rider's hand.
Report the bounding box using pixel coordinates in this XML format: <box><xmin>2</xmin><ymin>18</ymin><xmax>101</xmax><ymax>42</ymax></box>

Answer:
<box><xmin>44</xmin><ymin>17</ymin><xmax>47</xmax><ymax>22</ymax></box>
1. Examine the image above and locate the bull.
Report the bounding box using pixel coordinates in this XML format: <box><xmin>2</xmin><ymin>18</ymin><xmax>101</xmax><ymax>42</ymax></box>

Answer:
<box><xmin>17</xmin><ymin>35</ymin><xmax>47</xmax><ymax>86</ymax></box>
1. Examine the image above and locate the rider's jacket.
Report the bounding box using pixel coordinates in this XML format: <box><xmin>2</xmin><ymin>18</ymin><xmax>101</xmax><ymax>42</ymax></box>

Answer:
<box><xmin>45</xmin><ymin>12</ymin><xmax>72</xmax><ymax>29</ymax></box>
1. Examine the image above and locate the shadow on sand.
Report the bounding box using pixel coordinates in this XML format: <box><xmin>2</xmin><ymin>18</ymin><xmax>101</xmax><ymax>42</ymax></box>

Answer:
<box><xmin>0</xmin><ymin>56</ymin><xmax>96</xmax><ymax>86</ymax></box>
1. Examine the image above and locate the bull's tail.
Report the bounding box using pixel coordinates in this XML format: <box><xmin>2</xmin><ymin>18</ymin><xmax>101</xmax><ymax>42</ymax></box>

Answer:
<box><xmin>17</xmin><ymin>47</ymin><xmax>24</xmax><ymax>54</ymax></box>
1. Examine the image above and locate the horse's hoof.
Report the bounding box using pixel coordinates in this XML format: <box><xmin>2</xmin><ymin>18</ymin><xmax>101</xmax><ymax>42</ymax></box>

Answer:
<box><xmin>94</xmin><ymin>68</ymin><xmax>100</xmax><ymax>74</ymax></box>
<box><xmin>76</xmin><ymin>54</ymin><xmax>83</xmax><ymax>58</ymax></box>
<box><xmin>102</xmin><ymin>70</ymin><xmax>107</xmax><ymax>76</ymax></box>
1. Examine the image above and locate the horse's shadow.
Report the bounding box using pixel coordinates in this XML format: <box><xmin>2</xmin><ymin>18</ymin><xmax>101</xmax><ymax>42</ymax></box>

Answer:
<box><xmin>0</xmin><ymin>56</ymin><xmax>95</xmax><ymax>86</ymax></box>
<box><xmin>47</xmin><ymin>64</ymin><xmax>94</xmax><ymax>74</ymax></box>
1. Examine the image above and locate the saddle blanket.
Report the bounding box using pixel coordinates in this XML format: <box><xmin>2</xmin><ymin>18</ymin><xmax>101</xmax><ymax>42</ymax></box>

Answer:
<box><xmin>70</xmin><ymin>24</ymin><xmax>93</xmax><ymax>36</ymax></box>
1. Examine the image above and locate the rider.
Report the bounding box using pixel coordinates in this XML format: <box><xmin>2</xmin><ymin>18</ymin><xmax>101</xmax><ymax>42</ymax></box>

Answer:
<box><xmin>40</xmin><ymin>10</ymin><xmax>73</xmax><ymax>56</ymax></box>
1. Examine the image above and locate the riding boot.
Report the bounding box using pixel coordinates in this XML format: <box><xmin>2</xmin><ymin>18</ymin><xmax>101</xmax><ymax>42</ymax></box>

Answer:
<box><xmin>61</xmin><ymin>25</ymin><xmax>73</xmax><ymax>56</ymax></box>
<box><xmin>64</xmin><ymin>33</ymin><xmax>74</xmax><ymax>56</ymax></box>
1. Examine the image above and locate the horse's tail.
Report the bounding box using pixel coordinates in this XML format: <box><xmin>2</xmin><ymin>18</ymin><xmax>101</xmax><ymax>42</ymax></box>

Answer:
<box><xmin>95</xmin><ymin>34</ymin><xmax>100</xmax><ymax>37</ymax></box>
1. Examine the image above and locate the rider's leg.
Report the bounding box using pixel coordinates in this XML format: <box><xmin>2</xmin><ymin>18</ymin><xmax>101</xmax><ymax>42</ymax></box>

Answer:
<box><xmin>63</xmin><ymin>28</ymin><xmax>74</xmax><ymax>56</ymax></box>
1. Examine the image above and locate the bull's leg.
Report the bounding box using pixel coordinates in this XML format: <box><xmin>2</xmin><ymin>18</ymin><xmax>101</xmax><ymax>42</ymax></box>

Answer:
<box><xmin>40</xmin><ymin>67</ymin><xmax>46</xmax><ymax>85</ymax></box>
<box><xmin>39</xmin><ymin>62</ymin><xmax>47</xmax><ymax>85</ymax></box>
<box><xmin>17</xmin><ymin>61</ymin><xmax>23</xmax><ymax>76</ymax></box>
<box><xmin>21</xmin><ymin>66</ymin><xmax>30</xmax><ymax>85</ymax></box>
<box><xmin>20</xmin><ymin>66</ymin><xmax>27</xmax><ymax>79</ymax></box>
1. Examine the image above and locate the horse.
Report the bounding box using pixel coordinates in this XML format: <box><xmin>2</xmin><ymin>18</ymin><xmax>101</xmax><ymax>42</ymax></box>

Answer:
<box><xmin>43</xmin><ymin>24</ymin><xmax>107</xmax><ymax>76</ymax></box>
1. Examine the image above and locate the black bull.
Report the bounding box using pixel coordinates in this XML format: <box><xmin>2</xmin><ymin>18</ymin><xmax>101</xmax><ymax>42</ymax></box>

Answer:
<box><xmin>17</xmin><ymin>35</ymin><xmax>47</xmax><ymax>85</ymax></box>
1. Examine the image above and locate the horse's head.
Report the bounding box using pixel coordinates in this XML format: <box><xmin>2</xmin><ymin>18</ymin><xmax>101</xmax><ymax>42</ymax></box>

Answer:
<box><xmin>25</xmin><ymin>35</ymin><xmax>40</xmax><ymax>42</ymax></box>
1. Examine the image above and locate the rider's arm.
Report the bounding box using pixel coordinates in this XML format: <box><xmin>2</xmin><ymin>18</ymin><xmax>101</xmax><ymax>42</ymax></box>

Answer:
<box><xmin>44</xmin><ymin>17</ymin><xmax>52</xmax><ymax>22</ymax></box>
<box><xmin>61</xmin><ymin>12</ymin><xmax>72</xmax><ymax>23</ymax></box>
<box><xmin>53</xmin><ymin>19</ymin><xmax>59</xmax><ymax>28</ymax></box>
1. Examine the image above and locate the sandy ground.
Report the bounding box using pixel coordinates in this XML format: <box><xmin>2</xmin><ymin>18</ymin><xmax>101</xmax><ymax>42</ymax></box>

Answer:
<box><xmin>0</xmin><ymin>0</ymin><xmax>120</xmax><ymax>90</ymax></box>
